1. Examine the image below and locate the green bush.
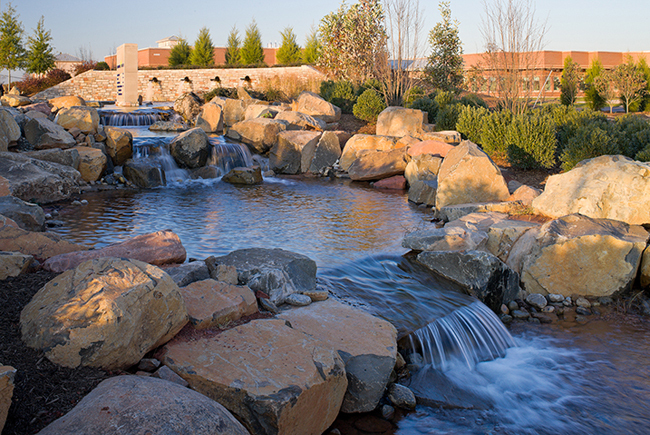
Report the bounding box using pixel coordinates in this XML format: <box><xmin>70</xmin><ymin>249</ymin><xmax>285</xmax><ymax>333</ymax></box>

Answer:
<box><xmin>320</xmin><ymin>80</ymin><xmax>358</xmax><ymax>113</ymax></box>
<box><xmin>614</xmin><ymin>115</ymin><xmax>650</xmax><ymax>157</ymax></box>
<box><xmin>403</xmin><ymin>86</ymin><xmax>426</xmax><ymax>106</ymax></box>
<box><xmin>434</xmin><ymin>90</ymin><xmax>455</xmax><ymax>108</ymax></box>
<box><xmin>480</xmin><ymin>110</ymin><xmax>513</xmax><ymax>162</ymax></box>
<box><xmin>560</xmin><ymin>125</ymin><xmax>619</xmax><ymax>171</ymax></box>
<box><xmin>505</xmin><ymin>112</ymin><xmax>557</xmax><ymax>169</ymax></box>
<box><xmin>435</xmin><ymin>103</ymin><xmax>462</xmax><ymax>131</ymax></box>
<box><xmin>95</xmin><ymin>61</ymin><xmax>110</xmax><ymax>70</ymax></box>
<box><xmin>407</xmin><ymin>97</ymin><xmax>438</xmax><ymax>123</ymax></box>
<box><xmin>353</xmin><ymin>89</ymin><xmax>387</xmax><ymax>123</ymax></box>
<box><xmin>458</xmin><ymin>93</ymin><xmax>488</xmax><ymax>109</ymax></box>
<box><xmin>456</xmin><ymin>105</ymin><xmax>489</xmax><ymax>143</ymax></box>
<box><xmin>203</xmin><ymin>87</ymin><xmax>238</xmax><ymax>101</ymax></box>
<box><xmin>636</xmin><ymin>145</ymin><xmax>650</xmax><ymax>162</ymax></box>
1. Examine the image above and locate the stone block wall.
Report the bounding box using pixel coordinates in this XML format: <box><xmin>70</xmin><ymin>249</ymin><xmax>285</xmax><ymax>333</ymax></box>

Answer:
<box><xmin>33</xmin><ymin>66</ymin><xmax>326</xmax><ymax>102</ymax></box>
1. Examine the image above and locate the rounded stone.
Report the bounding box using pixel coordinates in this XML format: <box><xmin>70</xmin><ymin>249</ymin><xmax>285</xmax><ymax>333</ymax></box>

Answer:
<box><xmin>387</xmin><ymin>383</ymin><xmax>416</xmax><ymax>410</ymax></box>
<box><xmin>576</xmin><ymin>297</ymin><xmax>591</xmax><ymax>308</ymax></box>
<box><xmin>526</xmin><ymin>293</ymin><xmax>548</xmax><ymax>310</ymax></box>
<box><xmin>548</xmin><ymin>294</ymin><xmax>565</xmax><ymax>303</ymax></box>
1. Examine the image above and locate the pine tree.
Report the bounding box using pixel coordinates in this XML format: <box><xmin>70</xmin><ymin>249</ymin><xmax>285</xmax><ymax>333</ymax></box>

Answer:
<box><xmin>168</xmin><ymin>38</ymin><xmax>192</xmax><ymax>67</ymax></box>
<box><xmin>584</xmin><ymin>58</ymin><xmax>606</xmax><ymax>111</ymax></box>
<box><xmin>425</xmin><ymin>1</ymin><xmax>463</xmax><ymax>92</ymax></box>
<box><xmin>302</xmin><ymin>27</ymin><xmax>320</xmax><ymax>64</ymax></box>
<box><xmin>239</xmin><ymin>20</ymin><xmax>265</xmax><ymax>65</ymax></box>
<box><xmin>276</xmin><ymin>27</ymin><xmax>301</xmax><ymax>65</ymax></box>
<box><xmin>189</xmin><ymin>27</ymin><xmax>214</xmax><ymax>66</ymax></box>
<box><xmin>0</xmin><ymin>2</ymin><xmax>26</xmax><ymax>87</ymax></box>
<box><xmin>225</xmin><ymin>26</ymin><xmax>241</xmax><ymax>65</ymax></box>
<box><xmin>26</xmin><ymin>16</ymin><xmax>55</xmax><ymax>76</ymax></box>
<box><xmin>560</xmin><ymin>56</ymin><xmax>580</xmax><ymax>106</ymax></box>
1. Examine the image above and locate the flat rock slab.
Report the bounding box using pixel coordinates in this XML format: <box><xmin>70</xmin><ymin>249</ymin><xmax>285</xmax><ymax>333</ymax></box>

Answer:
<box><xmin>180</xmin><ymin>279</ymin><xmax>257</xmax><ymax>329</ymax></box>
<box><xmin>0</xmin><ymin>223</ymin><xmax>86</xmax><ymax>261</ymax></box>
<box><xmin>43</xmin><ymin>229</ymin><xmax>186</xmax><ymax>272</ymax></box>
<box><xmin>21</xmin><ymin>257</ymin><xmax>188</xmax><ymax>369</ymax></box>
<box><xmin>279</xmin><ymin>299</ymin><xmax>397</xmax><ymax>413</ymax></box>
<box><xmin>161</xmin><ymin>318</ymin><xmax>347</xmax><ymax>435</ymax></box>
<box><xmin>37</xmin><ymin>375</ymin><xmax>250</xmax><ymax>435</ymax></box>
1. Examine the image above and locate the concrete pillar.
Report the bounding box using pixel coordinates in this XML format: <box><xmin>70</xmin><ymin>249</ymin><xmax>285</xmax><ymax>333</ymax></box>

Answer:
<box><xmin>116</xmin><ymin>43</ymin><xmax>138</xmax><ymax>107</ymax></box>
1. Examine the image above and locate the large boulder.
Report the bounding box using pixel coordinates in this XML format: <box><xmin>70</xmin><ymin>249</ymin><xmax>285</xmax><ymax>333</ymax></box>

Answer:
<box><xmin>221</xmin><ymin>166</ymin><xmax>263</xmax><ymax>185</ymax></box>
<box><xmin>279</xmin><ymin>299</ymin><xmax>398</xmax><ymax>413</ymax></box>
<box><xmin>180</xmin><ymin>279</ymin><xmax>257</xmax><ymax>329</ymax></box>
<box><xmin>223</xmin><ymin>98</ymin><xmax>246</xmax><ymax>126</ymax></box>
<box><xmin>73</xmin><ymin>146</ymin><xmax>107</xmax><ymax>182</ymax></box>
<box><xmin>641</xmin><ymin>246</ymin><xmax>650</xmax><ymax>289</ymax></box>
<box><xmin>160</xmin><ymin>318</ymin><xmax>347</xmax><ymax>435</ymax></box>
<box><xmin>0</xmin><ymin>152</ymin><xmax>81</xmax><ymax>204</ymax></box>
<box><xmin>21</xmin><ymin>257</ymin><xmax>189</xmax><ymax>369</ymax></box>
<box><xmin>37</xmin><ymin>376</ymin><xmax>251</xmax><ymax>435</ymax></box>
<box><xmin>165</xmin><ymin>260</ymin><xmax>210</xmax><ymax>287</ymax></box>
<box><xmin>435</xmin><ymin>141</ymin><xmax>510</xmax><ymax>209</ymax></box>
<box><xmin>24</xmin><ymin>117</ymin><xmax>76</xmax><ymax>150</ymax></box>
<box><xmin>506</xmin><ymin>214</ymin><xmax>649</xmax><ymax>297</ymax></box>
<box><xmin>55</xmin><ymin>106</ymin><xmax>100</xmax><ymax>134</ymax></box>
<box><xmin>348</xmin><ymin>147</ymin><xmax>410</xmax><ymax>181</ymax></box>
<box><xmin>0</xmin><ymin>196</ymin><xmax>45</xmax><ymax>231</ymax></box>
<box><xmin>43</xmin><ymin>229</ymin><xmax>186</xmax><ymax>272</ymax></box>
<box><xmin>206</xmin><ymin>248</ymin><xmax>317</xmax><ymax>305</ymax></box>
<box><xmin>0</xmin><ymin>109</ymin><xmax>21</xmax><ymax>152</ymax></box>
<box><xmin>103</xmin><ymin>126</ymin><xmax>133</xmax><ymax>166</ymax></box>
<box><xmin>376</xmin><ymin>107</ymin><xmax>426</xmax><ymax>138</ymax></box>
<box><xmin>243</xmin><ymin>103</ymin><xmax>275</xmax><ymax>120</ymax></box>
<box><xmin>0</xmin><ymin>220</ymin><xmax>86</xmax><ymax>261</ymax></box>
<box><xmin>270</xmin><ymin>131</ymin><xmax>321</xmax><ymax>174</ymax></box>
<box><xmin>49</xmin><ymin>95</ymin><xmax>86</xmax><ymax>111</ymax></box>
<box><xmin>226</xmin><ymin>118</ymin><xmax>288</xmax><ymax>154</ymax></box>
<box><xmin>405</xmin><ymin>154</ymin><xmax>442</xmax><ymax>206</ymax></box>
<box><xmin>408</xmin><ymin>140</ymin><xmax>454</xmax><ymax>158</ymax></box>
<box><xmin>532</xmin><ymin>155</ymin><xmax>650</xmax><ymax>225</ymax></box>
<box><xmin>0</xmin><ymin>365</ymin><xmax>15</xmax><ymax>433</ymax></box>
<box><xmin>1</xmin><ymin>94</ymin><xmax>31</xmax><ymax>107</ymax></box>
<box><xmin>169</xmin><ymin>127</ymin><xmax>211</xmax><ymax>169</ymax></box>
<box><xmin>339</xmin><ymin>134</ymin><xmax>398</xmax><ymax>171</ymax></box>
<box><xmin>123</xmin><ymin>159</ymin><xmax>166</xmax><ymax>188</ymax></box>
<box><xmin>173</xmin><ymin>92</ymin><xmax>203</xmax><ymax>123</ymax></box>
<box><xmin>0</xmin><ymin>251</ymin><xmax>33</xmax><ymax>280</ymax></box>
<box><xmin>436</xmin><ymin>201</ymin><xmax>524</xmax><ymax>223</ymax></box>
<box><xmin>276</xmin><ymin>111</ymin><xmax>327</xmax><ymax>131</ymax></box>
<box><xmin>25</xmin><ymin>148</ymin><xmax>80</xmax><ymax>170</ymax></box>
<box><xmin>296</xmin><ymin>91</ymin><xmax>341</xmax><ymax>123</ymax></box>
<box><xmin>196</xmin><ymin>102</ymin><xmax>224</xmax><ymax>133</ymax></box>
<box><xmin>301</xmin><ymin>131</ymin><xmax>341</xmax><ymax>175</ymax></box>
<box><xmin>417</xmin><ymin>250</ymin><xmax>520</xmax><ymax>311</ymax></box>
<box><xmin>485</xmin><ymin>219</ymin><xmax>540</xmax><ymax>263</ymax></box>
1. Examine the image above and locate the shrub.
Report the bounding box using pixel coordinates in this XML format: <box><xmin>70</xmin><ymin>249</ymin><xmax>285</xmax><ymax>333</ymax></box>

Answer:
<box><xmin>95</xmin><ymin>61</ymin><xmax>110</xmax><ymax>70</ymax></box>
<box><xmin>636</xmin><ymin>145</ymin><xmax>650</xmax><ymax>162</ymax></box>
<box><xmin>560</xmin><ymin>125</ymin><xmax>619</xmax><ymax>171</ymax></box>
<box><xmin>435</xmin><ymin>103</ymin><xmax>462</xmax><ymax>131</ymax></box>
<box><xmin>74</xmin><ymin>61</ymin><xmax>97</xmax><ymax>76</ymax></box>
<box><xmin>15</xmin><ymin>68</ymin><xmax>71</xmax><ymax>95</ymax></box>
<box><xmin>480</xmin><ymin>110</ymin><xmax>513</xmax><ymax>162</ymax></box>
<box><xmin>203</xmin><ymin>87</ymin><xmax>238</xmax><ymax>101</ymax></box>
<box><xmin>320</xmin><ymin>80</ymin><xmax>358</xmax><ymax>113</ymax></box>
<box><xmin>456</xmin><ymin>105</ymin><xmax>489</xmax><ymax>143</ymax></box>
<box><xmin>407</xmin><ymin>97</ymin><xmax>438</xmax><ymax>123</ymax></box>
<box><xmin>434</xmin><ymin>90</ymin><xmax>455</xmax><ymax>108</ymax></box>
<box><xmin>505</xmin><ymin>112</ymin><xmax>557</xmax><ymax>169</ymax></box>
<box><xmin>614</xmin><ymin>115</ymin><xmax>650</xmax><ymax>157</ymax></box>
<box><xmin>353</xmin><ymin>89</ymin><xmax>386</xmax><ymax>123</ymax></box>
<box><xmin>403</xmin><ymin>86</ymin><xmax>426</xmax><ymax>106</ymax></box>
<box><xmin>458</xmin><ymin>93</ymin><xmax>488</xmax><ymax>109</ymax></box>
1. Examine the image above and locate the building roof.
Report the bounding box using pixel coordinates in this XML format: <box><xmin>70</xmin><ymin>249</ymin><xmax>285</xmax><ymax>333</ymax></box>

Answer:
<box><xmin>156</xmin><ymin>36</ymin><xmax>179</xmax><ymax>44</ymax></box>
<box><xmin>56</xmin><ymin>53</ymin><xmax>81</xmax><ymax>62</ymax></box>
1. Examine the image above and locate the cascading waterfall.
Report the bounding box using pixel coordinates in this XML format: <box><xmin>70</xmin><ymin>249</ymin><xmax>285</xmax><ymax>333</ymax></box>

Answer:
<box><xmin>207</xmin><ymin>137</ymin><xmax>254</xmax><ymax>175</ymax></box>
<box><xmin>99</xmin><ymin>110</ymin><xmax>163</xmax><ymax>127</ymax></box>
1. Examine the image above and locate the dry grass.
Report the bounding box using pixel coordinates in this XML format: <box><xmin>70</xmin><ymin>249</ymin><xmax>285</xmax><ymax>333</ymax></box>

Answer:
<box><xmin>257</xmin><ymin>74</ymin><xmax>321</xmax><ymax>101</ymax></box>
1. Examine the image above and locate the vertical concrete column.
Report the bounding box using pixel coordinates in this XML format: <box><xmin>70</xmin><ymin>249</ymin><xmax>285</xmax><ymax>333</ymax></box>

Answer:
<box><xmin>116</xmin><ymin>43</ymin><xmax>139</xmax><ymax>106</ymax></box>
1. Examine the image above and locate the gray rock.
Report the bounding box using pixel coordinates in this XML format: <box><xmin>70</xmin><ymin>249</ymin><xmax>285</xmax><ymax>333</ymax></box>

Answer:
<box><xmin>0</xmin><ymin>196</ymin><xmax>45</xmax><ymax>231</ymax></box>
<box><xmin>36</xmin><ymin>376</ymin><xmax>250</xmax><ymax>435</ymax></box>
<box><xmin>525</xmin><ymin>293</ymin><xmax>548</xmax><ymax>310</ymax></box>
<box><xmin>542</xmin><ymin>306</ymin><xmax>555</xmax><ymax>313</ymax></box>
<box><xmin>0</xmin><ymin>109</ymin><xmax>21</xmax><ymax>152</ymax></box>
<box><xmin>576</xmin><ymin>297</ymin><xmax>591</xmax><ymax>308</ymax></box>
<box><xmin>123</xmin><ymin>159</ymin><xmax>166</xmax><ymax>188</ymax></box>
<box><xmin>24</xmin><ymin>117</ymin><xmax>76</xmax><ymax>150</ymax></box>
<box><xmin>173</xmin><ymin>92</ymin><xmax>203</xmax><ymax>123</ymax></box>
<box><xmin>417</xmin><ymin>250</ymin><xmax>520</xmax><ymax>312</ymax></box>
<box><xmin>204</xmin><ymin>259</ymin><xmax>239</xmax><ymax>285</ymax></box>
<box><xmin>285</xmin><ymin>293</ymin><xmax>312</xmax><ymax>306</ymax></box>
<box><xmin>258</xmin><ymin>298</ymin><xmax>280</xmax><ymax>314</ymax></box>
<box><xmin>169</xmin><ymin>127</ymin><xmax>211</xmax><ymax>169</ymax></box>
<box><xmin>402</xmin><ymin>226</ymin><xmax>488</xmax><ymax>252</ymax></box>
<box><xmin>576</xmin><ymin>306</ymin><xmax>592</xmax><ymax>316</ymax></box>
<box><xmin>500</xmin><ymin>314</ymin><xmax>513</xmax><ymax>324</ymax></box>
<box><xmin>166</xmin><ymin>261</ymin><xmax>210</xmax><ymax>287</ymax></box>
<box><xmin>387</xmin><ymin>383</ymin><xmax>417</xmax><ymax>410</ymax></box>
<box><xmin>512</xmin><ymin>309</ymin><xmax>530</xmax><ymax>319</ymax></box>
<box><xmin>301</xmin><ymin>131</ymin><xmax>341</xmax><ymax>175</ymax></box>
<box><xmin>222</xmin><ymin>166</ymin><xmax>263</xmax><ymax>185</ymax></box>
<box><xmin>563</xmin><ymin>297</ymin><xmax>573</xmax><ymax>307</ymax></box>
<box><xmin>138</xmin><ymin>358</ymin><xmax>161</xmax><ymax>372</ymax></box>
<box><xmin>548</xmin><ymin>294</ymin><xmax>564</xmax><ymax>303</ymax></box>
<box><xmin>208</xmin><ymin>248</ymin><xmax>317</xmax><ymax>305</ymax></box>
<box><xmin>381</xmin><ymin>404</ymin><xmax>395</xmax><ymax>420</ymax></box>
<box><xmin>25</xmin><ymin>148</ymin><xmax>80</xmax><ymax>170</ymax></box>
<box><xmin>154</xmin><ymin>365</ymin><xmax>189</xmax><ymax>387</ymax></box>
<box><xmin>508</xmin><ymin>301</ymin><xmax>519</xmax><ymax>312</ymax></box>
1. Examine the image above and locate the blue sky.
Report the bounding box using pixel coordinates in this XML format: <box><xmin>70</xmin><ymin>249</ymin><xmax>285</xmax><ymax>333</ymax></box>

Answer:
<box><xmin>9</xmin><ymin>0</ymin><xmax>650</xmax><ymax>62</ymax></box>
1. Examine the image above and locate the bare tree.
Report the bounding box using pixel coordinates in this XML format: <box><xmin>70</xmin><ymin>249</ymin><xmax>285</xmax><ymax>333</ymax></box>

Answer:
<box><xmin>480</xmin><ymin>0</ymin><xmax>547</xmax><ymax>114</ymax></box>
<box><xmin>76</xmin><ymin>44</ymin><xmax>93</xmax><ymax>61</ymax></box>
<box><xmin>614</xmin><ymin>59</ymin><xmax>646</xmax><ymax>113</ymax></box>
<box><xmin>376</xmin><ymin>0</ymin><xmax>425</xmax><ymax>106</ymax></box>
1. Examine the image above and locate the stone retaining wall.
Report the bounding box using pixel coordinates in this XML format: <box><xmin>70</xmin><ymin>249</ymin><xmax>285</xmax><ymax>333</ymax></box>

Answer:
<box><xmin>33</xmin><ymin>66</ymin><xmax>326</xmax><ymax>102</ymax></box>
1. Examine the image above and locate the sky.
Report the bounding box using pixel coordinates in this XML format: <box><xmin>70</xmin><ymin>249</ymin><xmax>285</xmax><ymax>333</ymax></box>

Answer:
<box><xmin>8</xmin><ymin>0</ymin><xmax>650</xmax><ymax>64</ymax></box>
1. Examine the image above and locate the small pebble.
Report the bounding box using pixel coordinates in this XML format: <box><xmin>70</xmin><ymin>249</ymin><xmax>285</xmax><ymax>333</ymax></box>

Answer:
<box><xmin>500</xmin><ymin>304</ymin><xmax>509</xmax><ymax>315</ymax></box>
<box><xmin>548</xmin><ymin>294</ymin><xmax>564</xmax><ymax>303</ymax></box>
<box><xmin>381</xmin><ymin>404</ymin><xmax>395</xmax><ymax>420</ymax></box>
<box><xmin>598</xmin><ymin>296</ymin><xmax>614</xmax><ymax>305</ymax></box>
<box><xmin>576</xmin><ymin>297</ymin><xmax>591</xmax><ymax>308</ymax></box>
<box><xmin>526</xmin><ymin>293</ymin><xmax>547</xmax><ymax>310</ymax></box>
<box><xmin>72</xmin><ymin>200</ymin><xmax>82</xmax><ymax>206</ymax></box>
<box><xmin>259</xmin><ymin>298</ymin><xmax>280</xmax><ymax>314</ymax></box>
<box><xmin>138</xmin><ymin>358</ymin><xmax>161</xmax><ymax>372</ymax></box>
<box><xmin>529</xmin><ymin>317</ymin><xmax>541</xmax><ymax>324</ymax></box>
<box><xmin>500</xmin><ymin>314</ymin><xmax>513</xmax><ymax>324</ymax></box>
<box><xmin>80</xmin><ymin>199</ymin><xmax>88</xmax><ymax>205</ymax></box>
<box><xmin>135</xmin><ymin>371</ymin><xmax>152</xmax><ymax>377</ymax></box>
<box><xmin>387</xmin><ymin>383</ymin><xmax>417</xmax><ymax>410</ymax></box>
<box><xmin>512</xmin><ymin>309</ymin><xmax>530</xmax><ymax>319</ymax></box>
<box><xmin>303</xmin><ymin>290</ymin><xmax>329</xmax><ymax>302</ymax></box>
<box><xmin>563</xmin><ymin>297</ymin><xmax>573</xmax><ymax>307</ymax></box>
<box><xmin>576</xmin><ymin>306</ymin><xmax>591</xmax><ymax>316</ymax></box>
<box><xmin>508</xmin><ymin>301</ymin><xmax>519</xmax><ymax>312</ymax></box>
<box><xmin>51</xmin><ymin>209</ymin><xmax>59</xmax><ymax>216</ymax></box>
<box><xmin>542</xmin><ymin>306</ymin><xmax>555</xmax><ymax>313</ymax></box>
<box><xmin>44</xmin><ymin>213</ymin><xmax>52</xmax><ymax>219</ymax></box>
<box><xmin>328</xmin><ymin>429</ymin><xmax>341</xmax><ymax>435</ymax></box>
<box><xmin>576</xmin><ymin>315</ymin><xmax>589</xmax><ymax>324</ymax></box>
<box><xmin>285</xmin><ymin>293</ymin><xmax>312</xmax><ymax>306</ymax></box>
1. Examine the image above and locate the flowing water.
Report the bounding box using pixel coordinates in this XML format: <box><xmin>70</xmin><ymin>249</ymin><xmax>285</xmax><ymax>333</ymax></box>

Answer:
<box><xmin>45</xmin><ymin>112</ymin><xmax>650</xmax><ymax>434</ymax></box>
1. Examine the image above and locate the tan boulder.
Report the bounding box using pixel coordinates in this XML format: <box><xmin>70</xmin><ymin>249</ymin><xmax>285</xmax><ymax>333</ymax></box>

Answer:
<box><xmin>340</xmin><ymin>134</ymin><xmax>398</xmax><ymax>171</ymax></box>
<box><xmin>296</xmin><ymin>91</ymin><xmax>341</xmax><ymax>123</ymax></box>
<box><xmin>270</xmin><ymin>130</ymin><xmax>321</xmax><ymax>174</ymax></box>
<box><xmin>408</xmin><ymin>140</ymin><xmax>454</xmax><ymax>158</ymax></box>
<box><xmin>276</xmin><ymin>111</ymin><xmax>327</xmax><ymax>131</ymax></box>
<box><xmin>0</xmin><ymin>365</ymin><xmax>15</xmax><ymax>433</ymax></box>
<box><xmin>1</xmin><ymin>94</ymin><xmax>31</xmax><ymax>107</ymax></box>
<box><xmin>223</xmin><ymin>98</ymin><xmax>246</xmax><ymax>126</ymax></box>
<box><xmin>405</xmin><ymin>154</ymin><xmax>442</xmax><ymax>206</ymax></box>
<box><xmin>104</xmin><ymin>126</ymin><xmax>133</xmax><ymax>166</ymax></box>
<box><xmin>396</xmin><ymin>135</ymin><xmax>421</xmax><ymax>149</ymax></box>
<box><xmin>55</xmin><ymin>106</ymin><xmax>100</xmax><ymax>134</ymax></box>
<box><xmin>0</xmin><ymin>251</ymin><xmax>33</xmax><ymax>280</ymax></box>
<box><xmin>507</xmin><ymin>214</ymin><xmax>649</xmax><ymax>297</ymax></box>
<box><xmin>173</xmin><ymin>92</ymin><xmax>203</xmax><ymax>123</ymax></box>
<box><xmin>161</xmin><ymin>318</ymin><xmax>348</xmax><ymax>435</ymax></box>
<box><xmin>508</xmin><ymin>185</ymin><xmax>542</xmax><ymax>206</ymax></box>
<box><xmin>641</xmin><ymin>246</ymin><xmax>650</xmax><ymax>288</ymax></box>
<box><xmin>376</xmin><ymin>106</ymin><xmax>426</xmax><ymax>138</ymax></box>
<box><xmin>243</xmin><ymin>103</ymin><xmax>273</xmax><ymax>120</ymax></box>
<box><xmin>36</xmin><ymin>376</ymin><xmax>251</xmax><ymax>435</ymax></box>
<box><xmin>0</xmin><ymin>223</ymin><xmax>86</xmax><ymax>261</ymax></box>
<box><xmin>180</xmin><ymin>279</ymin><xmax>257</xmax><ymax>329</ymax></box>
<box><xmin>301</xmin><ymin>131</ymin><xmax>341</xmax><ymax>174</ymax></box>
<box><xmin>196</xmin><ymin>102</ymin><xmax>224</xmax><ymax>133</ymax></box>
<box><xmin>222</xmin><ymin>166</ymin><xmax>263</xmax><ymax>185</ymax></box>
<box><xmin>73</xmin><ymin>146</ymin><xmax>107</xmax><ymax>182</ymax></box>
<box><xmin>435</xmin><ymin>141</ymin><xmax>510</xmax><ymax>209</ymax></box>
<box><xmin>486</xmin><ymin>219</ymin><xmax>540</xmax><ymax>262</ymax></box>
<box><xmin>0</xmin><ymin>109</ymin><xmax>21</xmax><ymax>152</ymax></box>
<box><xmin>226</xmin><ymin>118</ymin><xmax>288</xmax><ymax>154</ymax></box>
<box><xmin>348</xmin><ymin>147</ymin><xmax>410</xmax><ymax>181</ymax></box>
<box><xmin>21</xmin><ymin>257</ymin><xmax>189</xmax><ymax>369</ymax></box>
<box><xmin>437</xmin><ymin>201</ymin><xmax>527</xmax><ymax>222</ymax></box>
<box><xmin>532</xmin><ymin>155</ymin><xmax>650</xmax><ymax>225</ymax></box>
<box><xmin>43</xmin><ymin>229</ymin><xmax>186</xmax><ymax>272</ymax></box>
<box><xmin>279</xmin><ymin>299</ymin><xmax>397</xmax><ymax>413</ymax></box>
<box><xmin>419</xmin><ymin>130</ymin><xmax>462</xmax><ymax>144</ymax></box>
<box><xmin>49</xmin><ymin>96</ymin><xmax>86</xmax><ymax>111</ymax></box>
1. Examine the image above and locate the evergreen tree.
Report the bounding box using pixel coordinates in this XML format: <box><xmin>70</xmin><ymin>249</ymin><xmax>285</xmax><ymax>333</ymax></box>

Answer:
<box><xmin>239</xmin><ymin>20</ymin><xmax>265</xmax><ymax>65</ymax></box>
<box><xmin>560</xmin><ymin>56</ymin><xmax>580</xmax><ymax>106</ymax></box>
<box><xmin>302</xmin><ymin>26</ymin><xmax>321</xmax><ymax>64</ymax></box>
<box><xmin>189</xmin><ymin>27</ymin><xmax>214</xmax><ymax>66</ymax></box>
<box><xmin>637</xmin><ymin>57</ymin><xmax>650</xmax><ymax>111</ymax></box>
<box><xmin>276</xmin><ymin>27</ymin><xmax>301</xmax><ymax>65</ymax></box>
<box><xmin>225</xmin><ymin>25</ymin><xmax>241</xmax><ymax>65</ymax></box>
<box><xmin>425</xmin><ymin>1</ymin><xmax>464</xmax><ymax>92</ymax></box>
<box><xmin>0</xmin><ymin>2</ymin><xmax>26</xmax><ymax>87</ymax></box>
<box><xmin>26</xmin><ymin>16</ymin><xmax>55</xmax><ymax>76</ymax></box>
<box><xmin>168</xmin><ymin>38</ymin><xmax>192</xmax><ymax>66</ymax></box>
<box><xmin>584</xmin><ymin>58</ymin><xmax>606</xmax><ymax>111</ymax></box>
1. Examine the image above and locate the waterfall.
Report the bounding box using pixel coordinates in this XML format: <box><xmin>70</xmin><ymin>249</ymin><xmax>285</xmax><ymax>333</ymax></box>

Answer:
<box><xmin>207</xmin><ymin>137</ymin><xmax>254</xmax><ymax>176</ymax></box>
<box><xmin>408</xmin><ymin>301</ymin><xmax>516</xmax><ymax>371</ymax></box>
<box><xmin>99</xmin><ymin>110</ymin><xmax>163</xmax><ymax>127</ymax></box>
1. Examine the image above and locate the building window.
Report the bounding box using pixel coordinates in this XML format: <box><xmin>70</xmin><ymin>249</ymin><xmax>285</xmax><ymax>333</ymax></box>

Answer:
<box><xmin>552</xmin><ymin>77</ymin><xmax>561</xmax><ymax>91</ymax></box>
